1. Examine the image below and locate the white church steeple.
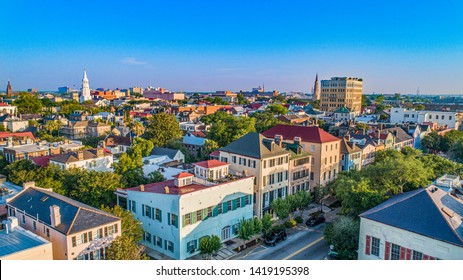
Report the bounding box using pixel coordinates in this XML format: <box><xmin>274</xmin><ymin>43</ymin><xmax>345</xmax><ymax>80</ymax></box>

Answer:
<box><xmin>79</xmin><ymin>69</ymin><xmax>91</xmax><ymax>103</ymax></box>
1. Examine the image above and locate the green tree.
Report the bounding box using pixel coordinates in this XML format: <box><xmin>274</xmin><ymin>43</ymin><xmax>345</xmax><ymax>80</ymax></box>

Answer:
<box><xmin>13</xmin><ymin>92</ymin><xmax>43</xmax><ymax>114</ymax></box>
<box><xmin>202</xmin><ymin>111</ymin><xmax>256</xmax><ymax>147</ymax></box>
<box><xmin>114</xmin><ymin>153</ymin><xmax>146</xmax><ymax>188</ymax></box>
<box><xmin>105</xmin><ymin>235</ymin><xmax>149</xmax><ymax>260</ymax></box>
<box><xmin>449</xmin><ymin>140</ymin><xmax>463</xmax><ymax>164</ymax></box>
<box><xmin>198</xmin><ymin>235</ymin><xmax>222</xmax><ymax>260</ymax></box>
<box><xmin>312</xmin><ymin>100</ymin><xmax>320</xmax><ymax>109</ymax></box>
<box><xmin>267</xmin><ymin>104</ymin><xmax>287</xmax><ymax>115</ymax></box>
<box><xmin>237</xmin><ymin>93</ymin><xmax>249</xmax><ymax>105</ymax></box>
<box><xmin>81</xmin><ymin>135</ymin><xmax>102</xmax><ymax>148</ymax></box>
<box><xmin>270</xmin><ymin>197</ymin><xmax>290</xmax><ymax>220</ymax></box>
<box><xmin>0</xmin><ymin>124</ymin><xmax>6</xmax><ymax>132</ymax></box>
<box><xmin>376</xmin><ymin>94</ymin><xmax>385</xmax><ymax>104</ymax></box>
<box><xmin>200</xmin><ymin>139</ymin><xmax>219</xmax><ymax>160</ymax></box>
<box><xmin>261</xmin><ymin>213</ymin><xmax>273</xmax><ymax>235</ymax></box>
<box><xmin>147</xmin><ymin>170</ymin><xmax>165</xmax><ymax>183</ymax></box>
<box><xmin>237</xmin><ymin>218</ymin><xmax>254</xmax><ymax>249</ymax></box>
<box><xmin>252</xmin><ymin>111</ymin><xmax>283</xmax><ymax>133</ymax></box>
<box><xmin>252</xmin><ymin>217</ymin><xmax>263</xmax><ymax>236</ymax></box>
<box><xmin>440</xmin><ymin>130</ymin><xmax>463</xmax><ymax>152</ymax></box>
<box><xmin>413</xmin><ymin>104</ymin><xmax>425</xmax><ymax>111</ymax></box>
<box><xmin>67</xmin><ymin>170</ymin><xmax>123</xmax><ymax>208</ymax></box>
<box><xmin>5</xmin><ymin>159</ymin><xmax>38</xmax><ymax>185</ymax></box>
<box><xmin>421</xmin><ymin>132</ymin><xmax>442</xmax><ymax>153</ymax></box>
<box><xmin>102</xmin><ymin>206</ymin><xmax>148</xmax><ymax>260</ymax></box>
<box><xmin>144</xmin><ymin>112</ymin><xmax>182</xmax><ymax>147</ymax></box>
<box><xmin>324</xmin><ymin>217</ymin><xmax>360</xmax><ymax>260</ymax></box>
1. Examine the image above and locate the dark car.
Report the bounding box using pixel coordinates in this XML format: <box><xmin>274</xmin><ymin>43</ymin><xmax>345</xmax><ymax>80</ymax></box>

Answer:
<box><xmin>264</xmin><ymin>228</ymin><xmax>287</xmax><ymax>246</ymax></box>
<box><xmin>306</xmin><ymin>215</ymin><xmax>325</xmax><ymax>227</ymax></box>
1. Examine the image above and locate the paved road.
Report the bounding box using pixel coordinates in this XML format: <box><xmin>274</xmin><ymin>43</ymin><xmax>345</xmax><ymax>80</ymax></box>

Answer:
<box><xmin>232</xmin><ymin>224</ymin><xmax>328</xmax><ymax>260</ymax></box>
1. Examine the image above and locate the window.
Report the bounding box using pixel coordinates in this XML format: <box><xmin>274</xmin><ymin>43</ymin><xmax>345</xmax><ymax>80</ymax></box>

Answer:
<box><xmin>232</xmin><ymin>156</ymin><xmax>236</xmax><ymax>163</ymax></box>
<box><xmin>155</xmin><ymin>236</ymin><xmax>163</xmax><ymax>248</ymax></box>
<box><xmin>412</xmin><ymin>250</ymin><xmax>423</xmax><ymax>260</ymax></box>
<box><xmin>449</xmin><ymin>116</ymin><xmax>452</xmax><ymax>120</ymax></box>
<box><xmin>218</xmin><ymin>203</ymin><xmax>223</xmax><ymax>214</ymax></box>
<box><xmin>245</xmin><ymin>195</ymin><xmax>250</xmax><ymax>205</ymax></box>
<box><xmin>144</xmin><ymin>232</ymin><xmax>151</xmax><ymax>243</ymax></box>
<box><xmin>310</xmin><ymin>145</ymin><xmax>315</xmax><ymax>152</ymax></box>
<box><xmin>263</xmin><ymin>160</ymin><xmax>267</xmax><ymax>168</ymax></box>
<box><xmin>72</xmin><ymin>236</ymin><xmax>77</xmax><ymax>247</ymax></box>
<box><xmin>184</xmin><ymin>213</ymin><xmax>191</xmax><ymax>226</ymax></box>
<box><xmin>371</xmin><ymin>237</ymin><xmax>380</xmax><ymax>256</ymax></box>
<box><xmin>130</xmin><ymin>200</ymin><xmax>136</xmax><ymax>213</ymax></box>
<box><xmin>166</xmin><ymin>240</ymin><xmax>174</xmax><ymax>252</ymax></box>
<box><xmin>46</xmin><ymin>228</ymin><xmax>50</xmax><ymax>238</ymax></box>
<box><xmin>253</xmin><ymin>160</ymin><xmax>256</xmax><ymax>168</ymax></box>
<box><xmin>391</xmin><ymin>244</ymin><xmax>401</xmax><ymax>260</ymax></box>
<box><xmin>207</xmin><ymin>207</ymin><xmax>213</xmax><ymax>218</ymax></box>
<box><xmin>155</xmin><ymin>209</ymin><xmax>162</xmax><ymax>222</ymax></box>
<box><xmin>236</xmin><ymin>198</ymin><xmax>241</xmax><ymax>208</ymax></box>
<box><xmin>169</xmin><ymin>213</ymin><xmax>178</xmax><ymax>227</ymax></box>
<box><xmin>143</xmin><ymin>205</ymin><xmax>152</xmax><ymax>219</ymax></box>
<box><xmin>22</xmin><ymin>215</ymin><xmax>25</xmax><ymax>224</ymax></box>
<box><xmin>227</xmin><ymin>201</ymin><xmax>232</xmax><ymax>211</ymax></box>
<box><xmin>33</xmin><ymin>221</ymin><xmax>37</xmax><ymax>230</ymax></box>
<box><xmin>269</xmin><ymin>159</ymin><xmax>275</xmax><ymax>167</ymax></box>
<box><xmin>187</xmin><ymin>240</ymin><xmax>197</xmax><ymax>253</ymax></box>
<box><xmin>197</xmin><ymin>210</ymin><xmax>203</xmax><ymax>221</ymax></box>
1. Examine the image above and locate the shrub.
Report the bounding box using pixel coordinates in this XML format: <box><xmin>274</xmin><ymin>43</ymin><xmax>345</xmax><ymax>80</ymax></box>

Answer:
<box><xmin>295</xmin><ymin>216</ymin><xmax>304</xmax><ymax>224</ymax></box>
<box><xmin>284</xmin><ymin>219</ymin><xmax>297</xmax><ymax>228</ymax></box>
<box><xmin>271</xmin><ymin>224</ymin><xmax>286</xmax><ymax>232</ymax></box>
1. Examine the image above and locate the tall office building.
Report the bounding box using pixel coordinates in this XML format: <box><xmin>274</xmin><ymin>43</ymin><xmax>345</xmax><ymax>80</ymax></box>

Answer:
<box><xmin>320</xmin><ymin>77</ymin><xmax>363</xmax><ymax>115</ymax></box>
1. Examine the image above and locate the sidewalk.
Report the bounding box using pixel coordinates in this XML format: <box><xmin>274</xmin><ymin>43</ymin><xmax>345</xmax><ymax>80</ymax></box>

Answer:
<box><xmin>148</xmin><ymin>204</ymin><xmax>340</xmax><ymax>260</ymax></box>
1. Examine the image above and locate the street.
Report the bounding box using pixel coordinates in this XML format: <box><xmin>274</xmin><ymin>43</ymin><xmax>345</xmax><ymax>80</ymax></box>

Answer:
<box><xmin>231</xmin><ymin>224</ymin><xmax>329</xmax><ymax>260</ymax></box>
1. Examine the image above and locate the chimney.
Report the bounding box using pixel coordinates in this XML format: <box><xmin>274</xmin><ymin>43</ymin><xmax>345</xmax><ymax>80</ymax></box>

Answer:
<box><xmin>275</xmin><ymin>135</ymin><xmax>283</xmax><ymax>146</ymax></box>
<box><xmin>77</xmin><ymin>150</ymin><xmax>84</xmax><ymax>160</ymax></box>
<box><xmin>294</xmin><ymin>136</ymin><xmax>301</xmax><ymax>146</ymax></box>
<box><xmin>97</xmin><ymin>147</ymin><xmax>104</xmax><ymax>157</ymax></box>
<box><xmin>164</xmin><ymin>186</ymin><xmax>170</xmax><ymax>194</ymax></box>
<box><xmin>23</xmin><ymin>181</ymin><xmax>36</xmax><ymax>189</ymax></box>
<box><xmin>50</xmin><ymin>205</ymin><xmax>61</xmax><ymax>227</ymax></box>
<box><xmin>140</xmin><ymin>184</ymin><xmax>145</xmax><ymax>192</ymax></box>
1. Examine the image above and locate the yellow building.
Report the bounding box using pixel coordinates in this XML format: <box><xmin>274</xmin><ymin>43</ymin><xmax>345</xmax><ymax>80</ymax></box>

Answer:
<box><xmin>320</xmin><ymin>77</ymin><xmax>363</xmax><ymax>115</ymax></box>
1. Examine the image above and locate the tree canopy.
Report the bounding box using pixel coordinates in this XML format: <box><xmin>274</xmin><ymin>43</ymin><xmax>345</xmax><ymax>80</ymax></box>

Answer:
<box><xmin>13</xmin><ymin>92</ymin><xmax>43</xmax><ymax>114</ymax></box>
<box><xmin>144</xmin><ymin>112</ymin><xmax>183</xmax><ymax>147</ymax></box>
<box><xmin>202</xmin><ymin>111</ymin><xmax>256</xmax><ymax>147</ymax></box>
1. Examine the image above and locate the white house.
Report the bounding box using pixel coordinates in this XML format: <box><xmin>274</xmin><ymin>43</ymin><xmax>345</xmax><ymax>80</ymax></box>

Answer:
<box><xmin>358</xmin><ymin>185</ymin><xmax>463</xmax><ymax>260</ymax></box>
<box><xmin>49</xmin><ymin>148</ymin><xmax>113</xmax><ymax>172</ymax></box>
<box><xmin>390</xmin><ymin>107</ymin><xmax>461</xmax><ymax>129</ymax></box>
<box><xmin>115</xmin><ymin>160</ymin><xmax>254</xmax><ymax>260</ymax></box>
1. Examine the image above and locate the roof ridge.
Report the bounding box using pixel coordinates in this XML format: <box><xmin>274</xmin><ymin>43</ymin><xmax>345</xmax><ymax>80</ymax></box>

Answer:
<box><xmin>425</xmin><ymin>190</ymin><xmax>463</xmax><ymax>245</ymax></box>
<box><xmin>67</xmin><ymin>207</ymin><xmax>81</xmax><ymax>235</ymax></box>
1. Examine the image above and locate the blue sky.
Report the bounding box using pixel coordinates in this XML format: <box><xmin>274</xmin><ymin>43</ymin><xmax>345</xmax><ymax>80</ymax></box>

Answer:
<box><xmin>1</xmin><ymin>0</ymin><xmax>463</xmax><ymax>94</ymax></box>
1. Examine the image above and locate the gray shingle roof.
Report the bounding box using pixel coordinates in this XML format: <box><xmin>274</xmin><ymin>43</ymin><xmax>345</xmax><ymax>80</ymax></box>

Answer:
<box><xmin>360</xmin><ymin>187</ymin><xmax>463</xmax><ymax>247</ymax></box>
<box><xmin>219</xmin><ymin>132</ymin><xmax>289</xmax><ymax>159</ymax></box>
<box><xmin>7</xmin><ymin>187</ymin><xmax>120</xmax><ymax>235</ymax></box>
<box><xmin>150</xmin><ymin>147</ymin><xmax>181</xmax><ymax>159</ymax></box>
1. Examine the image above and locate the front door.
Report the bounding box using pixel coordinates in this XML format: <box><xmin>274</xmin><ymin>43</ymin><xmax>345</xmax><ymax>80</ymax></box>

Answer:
<box><xmin>221</xmin><ymin>226</ymin><xmax>231</xmax><ymax>241</ymax></box>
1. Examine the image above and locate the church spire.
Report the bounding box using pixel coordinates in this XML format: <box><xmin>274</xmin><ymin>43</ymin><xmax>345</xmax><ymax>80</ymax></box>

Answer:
<box><xmin>312</xmin><ymin>73</ymin><xmax>320</xmax><ymax>102</ymax></box>
<box><xmin>79</xmin><ymin>69</ymin><xmax>91</xmax><ymax>103</ymax></box>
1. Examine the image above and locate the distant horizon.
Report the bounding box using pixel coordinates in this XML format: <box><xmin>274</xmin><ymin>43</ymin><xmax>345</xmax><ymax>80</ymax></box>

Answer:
<box><xmin>1</xmin><ymin>1</ymin><xmax>462</xmax><ymax>94</ymax></box>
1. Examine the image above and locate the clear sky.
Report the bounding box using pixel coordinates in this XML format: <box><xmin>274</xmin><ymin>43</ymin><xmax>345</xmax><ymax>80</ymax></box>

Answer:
<box><xmin>1</xmin><ymin>0</ymin><xmax>463</xmax><ymax>94</ymax></box>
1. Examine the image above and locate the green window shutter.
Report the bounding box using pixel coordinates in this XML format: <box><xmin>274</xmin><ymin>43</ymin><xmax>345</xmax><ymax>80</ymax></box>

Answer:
<box><xmin>159</xmin><ymin>210</ymin><xmax>162</xmax><ymax>223</ymax></box>
<box><xmin>232</xmin><ymin>199</ymin><xmax>237</xmax><ymax>210</ymax></box>
<box><xmin>167</xmin><ymin>213</ymin><xmax>171</xmax><ymax>225</ymax></box>
<box><xmin>191</xmin><ymin>212</ymin><xmax>197</xmax><ymax>224</ymax></box>
<box><xmin>182</xmin><ymin>215</ymin><xmax>186</xmax><ymax>227</ymax></box>
<box><xmin>223</xmin><ymin>202</ymin><xmax>228</xmax><ymax>214</ymax></box>
<box><xmin>142</xmin><ymin>204</ymin><xmax>145</xmax><ymax>216</ymax></box>
<box><xmin>241</xmin><ymin>196</ymin><xmax>246</xmax><ymax>207</ymax></box>
<box><xmin>212</xmin><ymin>206</ymin><xmax>218</xmax><ymax>217</ymax></box>
<box><xmin>202</xmin><ymin>208</ymin><xmax>208</xmax><ymax>220</ymax></box>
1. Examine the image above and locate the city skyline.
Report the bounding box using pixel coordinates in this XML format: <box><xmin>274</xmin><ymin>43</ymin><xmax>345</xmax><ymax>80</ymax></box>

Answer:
<box><xmin>1</xmin><ymin>0</ymin><xmax>463</xmax><ymax>94</ymax></box>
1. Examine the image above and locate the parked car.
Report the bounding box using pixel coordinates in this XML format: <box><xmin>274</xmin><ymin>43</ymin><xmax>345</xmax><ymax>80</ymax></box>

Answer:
<box><xmin>306</xmin><ymin>214</ymin><xmax>325</xmax><ymax>227</ymax></box>
<box><xmin>264</xmin><ymin>228</ymin><xmax>287</xmax><ymax>246</ymax></box>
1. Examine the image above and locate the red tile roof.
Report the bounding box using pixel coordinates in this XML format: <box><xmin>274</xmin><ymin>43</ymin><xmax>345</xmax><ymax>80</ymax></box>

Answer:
<box><xmin>30</xmin><ymin>155</ymin><xmax>52</xmax><ymax>167</ymax></box>
<box><xmin>262</xmin><ymin>124</ymin><xmax>340</xmax><ymax>143</ymax></box>
<box><xmin>172</xmin><ymin>172</ymin><xmax>194</xmax><ymax>179</ymax></box>
<box><xmin>210</xmin><ymin>150</ymin><xmax>220</xmax><ymax>156</ymax></box>
<box><xmin>0</xmin><ymin>131</ymin><xmax>35</xmax><ymax>140</ymax></box>
<box><xmin>193</xmin><ymin>159</ymin><xmax>228</xmax><ymax>169</ymax></box>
